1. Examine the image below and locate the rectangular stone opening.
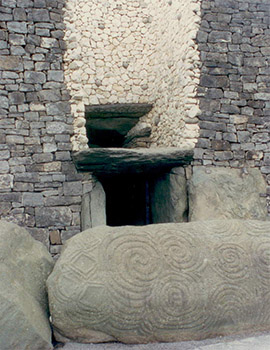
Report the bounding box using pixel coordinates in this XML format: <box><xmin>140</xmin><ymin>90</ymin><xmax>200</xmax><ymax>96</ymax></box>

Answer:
<box><xmin>85</xmin><ymin>103</ymin><xmax>153</xmax><ymax>148</ymax></box>
<box><xmin>96</xmin><ymin>167</ymin><xmax>188</xmax><ymax>227</ymax></box>
<box><xmin>99</xmin><ymin>175</ymin><xmax>152</xmax><ymax>226</ymax></box>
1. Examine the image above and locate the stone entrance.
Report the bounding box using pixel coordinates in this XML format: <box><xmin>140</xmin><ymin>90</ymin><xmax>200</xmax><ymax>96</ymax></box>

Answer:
<box><xmin>76</xmin><ymin>148</ymin><xmax>193</xmax><ymax>229</ymax></box>
<box><xmin>100</xmin><ymin>175</ymin><xmax>151</xmax><ymax>226</ymax></box>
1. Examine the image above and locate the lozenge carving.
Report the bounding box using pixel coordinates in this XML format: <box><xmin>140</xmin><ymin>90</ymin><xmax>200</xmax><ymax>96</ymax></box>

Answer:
<box><xmin>47</xmin><ymin>220</ymin><xmax>270</xmax><ymax>344</ymax></box>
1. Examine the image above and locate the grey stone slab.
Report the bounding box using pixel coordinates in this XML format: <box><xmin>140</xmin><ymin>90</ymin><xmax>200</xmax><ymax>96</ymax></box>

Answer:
<box><xmin>189</xmin><ymin>166</ymin><xmax>267</xmax><ymax>221</ymax></box>
<box><xmin>73</xmin><ymin>148</ymin><xmax>193</xmax><ymax>175</ymax></box>
<box><xmin>150</xmin><ymin>167</ymin><xmax>188</xmax><ymax>223</ymax></box>
<box><xmin>85</xmin><ymin>103</ymin><xmax>153</xmax><ymax>119</ymax></box>
<box><xmin>24</xmin><ymin>71</ymin><xmax>46</xmax><ymax>84</ymax></box>
<box><xmin>0</xmin><ymin>220</ymin><xmax>53</xmax><ymax>350</ymax></box>
<box><xmin>35</xmin><ymin>207</ymin><xmax>72</xmax><ymax>227</ymax></box>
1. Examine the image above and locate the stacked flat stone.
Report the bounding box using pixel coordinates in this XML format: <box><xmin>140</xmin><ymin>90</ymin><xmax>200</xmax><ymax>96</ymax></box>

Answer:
<box><xmin>194</xmin><ymin>0</ymin><xmax>270</xmax><ymax>215</ymax></box>
<box><xmin>0</xmin><ymin>0</ymin><xmax>93</xmax><ymax>254</ymax></box>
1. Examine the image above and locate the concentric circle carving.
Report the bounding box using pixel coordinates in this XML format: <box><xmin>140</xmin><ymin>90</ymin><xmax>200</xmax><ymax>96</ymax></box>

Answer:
<box><xmin>159</xmin><ymin>230</ymin><xmax>205</xmax><ymax>273</ymax></box>
<box><xmin>103</xmin><ymin>232</ymin><xmax>162</xmax><ymax>294</ymax></box>
<box><xmin>212</xmin><ymin>243</ymin><xmax>249</xmax><ymax>280</ymax></box>
<box><xmin>149</xmin><ymin>273</ymin><xmax>207</xmax><ymax>331</ymax></box>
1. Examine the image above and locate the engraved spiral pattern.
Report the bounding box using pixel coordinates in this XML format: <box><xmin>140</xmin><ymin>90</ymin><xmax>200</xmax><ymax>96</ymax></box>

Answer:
<box><xmin>103</xmin><ymin>232</ymin><xmax>162</xmax><ymax>293</ymax></box>
<box><xmin>254</xmin><ymin>240</ymin><xmax>270</xmax><ymax>284</ymax></box>
<box><xmin>149</xmin><ymin>273</ymin><xmax>208</xmax><ymax>331</ymax></box>
<box><xmin>199</xmin><ymin>219</ymin><xmax>242</xmax><ymax>237</ymax></box>
<box><xmin>208</xmin><ymin>284</ymin><xmax>254</xmax><ymax>330</ymax></box>
<box><xmin>243</xmin><ymin>220</ymin><xmax>270</xmax><ymax>236</ymax></box>
<box><xmin>212</xmin><ymin>243</ymin><xmax>249</xmax><ymax>280</ymax></box>
<box><xmin>159</xmin><ymin>230</ymin><xmax>205</xmax><ymax>273</ymax></box>
<box><xmin>47</xmin><ymin>220</ymin><xmax>270</xmax><ymax>343</ymax></box>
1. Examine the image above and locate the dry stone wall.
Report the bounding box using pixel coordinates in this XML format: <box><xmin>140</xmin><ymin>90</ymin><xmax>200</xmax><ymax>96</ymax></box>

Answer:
<box><xmin>1</xmin><ymin>0</ymin><xmax>270</xmax><ymax>253</ymax></box>
<box><xmin>63</xmin><ymin>0</ymin><xmax>201</xmax><ymax>151</ymax></box>
<box><xmin>194</xmin><ymin>0</ymin><xmax>270</xmax><ymax>214</ymax></box>
<box><xmin>0</xmin><ymin>0</ymin><xmax>93</xmax><ymax>253</ymax></box>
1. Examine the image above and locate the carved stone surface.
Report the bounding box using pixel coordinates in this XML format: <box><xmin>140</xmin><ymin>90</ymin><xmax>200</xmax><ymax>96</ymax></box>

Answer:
<box><xmin>73</xmin><ymin>147</ymin><xmax>193</xmax><ymax>175</ymax></box>
<box><xmin>0</xmin><ymin>220</ymin><xmax>54</xmax><ymax>350</ymax></box>
<box><xmin>189</xmin><ymin>166</ymin><xmax>268</xmax><ymax>221</ymax></box>
<box><xmin>48</xmin><ymin>220</ymin><xmax>270</xmax><ymax>344</ymax></box>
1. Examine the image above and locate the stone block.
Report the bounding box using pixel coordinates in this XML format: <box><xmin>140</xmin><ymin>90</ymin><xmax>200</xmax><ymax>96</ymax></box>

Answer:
<box><xmin>24</xmin><ymin>71</ymin><xmax>46</xmax><ymax>84</ymax></box>
<box><xmin>49</xmin><ymin>230</ymin><xmax>61</xmax><ymax>245</ymax></box>
<box><xmin>0</xmin><ymin>95</ymin><xmax>9</xmax><ymax>109</ymax></box>
<box><xmin>189</xmin><ymin>166</ymin><xmax>267</xmax><ymax>221</ymax></box>
<box><xmin>0</xmin><ymin>174</ymin><xmax>13</xmax><ymax>191</ymax></box>
<box><xmin>150</xmin><ymin>167</ymin><xmax>187</xmax><ymax>223</ymax></box>
<box><xmin>47</xmin><ymin>220</ymin><xmax>270</xmax><ymax>344</ymax></box>
<box><xmin>41</xmin><ymin>38</ymin><xmax>59</xmax><ymax>48</ymax></box>
<box><xmin>6</xmin><ymin>135</ymin><xmax>24</xmax><ymax>144</ymax></box>
<box><xmin>8</xmin><ymin>92</ymin><xmax>25</xmax><ymax>105</ymax></box>
<box><xmin>32</xmin><ymin>9</ymin><xmax>50</xmax><ymax>21</ymax></box>
<box><xmin>47</xmin><ymin>70</ymin><xmax>64</xmax><ymax>82</ymax></box>
<box><xmin>0</xmin><ymin>161</ymin><xmax>9</xmax><ymax>173</ymax></box>
<box><xmin>63</xmin><ymin>181</ymin><xmax>83</xmax><ymax>196</ymax></box>
<box><xmin>7</xmin><ymin>22</ymin><xmax>27</xmax><ymax>34</ymax></box>
<box><xmin>13</xmin><ymin>8</ymin><xmax>27</xmax><ymax>21</ymax></box>
<box><xmin>0</xmin><ymin>220</ymin><xmax>53</xmax><ymax>350</ymax></box>
<box><xmin>35</xmin><ymin>207</ymin><xmax>72</xmax><ymax>227</ymax></box>
<box><xmin>22</xmin><ymin>192</ymin><xmax>44</xmax><ymax>207</ymax></box>
<box><xmin>81</xmin><ymin>181</ymin><xmax>106</xmax><ymax>231</ymax></box>
<box><xmin>252</xmin><ymin>34</ymin><xmax>270</xmax><ymax>47</ymax></box>
<box><xmin>201</xmin><ymin>75</ymin><xmax>229</xmax><ymax>88</ymax></box>
<box><xmin>208</xmin><ymin>31</ymin><xmax>232</xmax><ymax>43</ymax></box>
<box><xmin>46</xmin><ymin>102</ymin><xmax>70</xmax><ymax>116</ymax></box>
<box><xmin>9</xmin><ymin>34</ymin><xmax>25</xmax><ymax>45</ymax></box>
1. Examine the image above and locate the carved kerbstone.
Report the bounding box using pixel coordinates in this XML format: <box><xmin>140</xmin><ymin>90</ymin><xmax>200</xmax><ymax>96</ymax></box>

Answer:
<box><xmin>47</xmin><ymin>220</ymin><xmax>270</xmax><ymax>344</ymax></box>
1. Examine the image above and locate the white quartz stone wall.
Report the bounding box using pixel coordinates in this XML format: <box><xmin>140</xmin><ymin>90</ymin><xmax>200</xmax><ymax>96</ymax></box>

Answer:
<box><xmin>63</xmin><ymin>0</ymin><xmax>201</xmax><ymax>151</ymax></box>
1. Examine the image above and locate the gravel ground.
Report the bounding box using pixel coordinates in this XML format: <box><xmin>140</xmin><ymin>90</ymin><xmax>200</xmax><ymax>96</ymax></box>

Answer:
<box><xmin>54</xmin><ymin>331</ymin><xmax>270</xmax><ymax>350</ymax></box>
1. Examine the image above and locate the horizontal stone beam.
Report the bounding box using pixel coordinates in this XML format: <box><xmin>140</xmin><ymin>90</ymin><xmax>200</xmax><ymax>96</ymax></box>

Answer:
<box><xmin>85</xmin><ymin>103</ymin><xmax>153</xmax><ymax>119</ymax></box>
<box><xmin>72</xmin><ymin>148</ymin><xmax>194</xmax><ymax>175</ymax></box>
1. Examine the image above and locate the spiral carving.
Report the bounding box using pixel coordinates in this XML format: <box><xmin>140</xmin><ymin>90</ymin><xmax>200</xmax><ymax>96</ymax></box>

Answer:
<box><xmin>159</xmin><ymin>230</ymin><xmax>205</xmax><ymax>273</ymax></box>
<box><xmin>208</xmin><ymin>284</ymin><xmax>254</xmax><ymax>330</ymax></box>
<box><xmin>47</xmin><ymin>220</ymin><xmax>270</xmax><ymax>343</ymax></box>
<box><xmin>103</xmin><ymin>232</ymin><xmax>161</xmax><ymax>293</ymax></box>
<box><xmin>254</xmin><ymin>241</ymin><xmax>270</xmax><ymax>284</ymax></box>
<box><xmin>149</xmin><ymin>273</ymin><xmax>207</xmax><ymax>331</ymax></box>
<box><xmin>212</xmin><ymin>243</ymin><xmax>249</xmax><ymax>280</ymax></box>
<box><xmin>243</xmin><ymin>220</ymin><xmax>270</xmax><ymax>236</ymax></box>
<box><xmin>199</xmin><ymin>220</ymin><xmax>242</xmax><ymax>237</ymax></box>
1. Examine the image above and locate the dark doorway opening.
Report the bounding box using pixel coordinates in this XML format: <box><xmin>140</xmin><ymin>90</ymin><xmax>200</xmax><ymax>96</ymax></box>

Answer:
<box><xmin>99</xmin><ymin>175</ymin><xmax>152</xmax><ymax>226</ymax></box>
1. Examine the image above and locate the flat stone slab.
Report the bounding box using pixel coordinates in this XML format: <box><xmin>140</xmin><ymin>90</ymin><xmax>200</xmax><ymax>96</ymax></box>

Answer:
<box><xmin>48</xmin><ymin>220</ymin><xmax>270</xmax><ymax>344</ymax></box>
<box><xmin>57</xmin><ymin>332</ymin><xmax>270</xmax><ymax>350</ymax></box>
<box><xmin>85</xmin><ymin>103</ymin><xmax>153</xmax><ymax>119</ymax></box>
<box><xmin>72</xmin><ymin>148</ymin><xmax>193</xmax><ymax>175</ymax></box>
<box><xmin>189</xmin><ymin>166</ymin><xmax>267</xmax><ymax>221</ymax></box>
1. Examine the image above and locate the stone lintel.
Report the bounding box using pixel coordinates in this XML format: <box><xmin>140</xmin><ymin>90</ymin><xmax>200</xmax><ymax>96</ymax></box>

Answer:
<box><xmin>85</xmin><ymin>103</ymin><xmax>153</xmax><ymax>119</ymax></box>
<box><xmin>72</xmin><ymin>147</ymin><xmax>193</xmax><ymax>175</ymax></box>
